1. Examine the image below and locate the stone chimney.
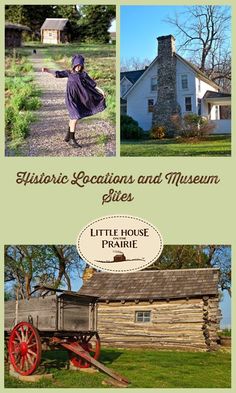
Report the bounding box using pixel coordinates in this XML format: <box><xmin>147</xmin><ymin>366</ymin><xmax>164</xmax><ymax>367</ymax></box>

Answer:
<box><xmin>152</xmin><ymin>35</ymin><xmax>181</xmax><ymax>135</ymax></box>
<box><xmin>82</xmin><ymin>267</ymin><xmax>95</xmax><ymax>282</ymax></box>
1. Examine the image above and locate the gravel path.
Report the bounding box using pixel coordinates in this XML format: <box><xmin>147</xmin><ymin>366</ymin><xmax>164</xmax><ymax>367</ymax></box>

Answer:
<box><xmin>25</xmin><ymin>51</ymin><xmax>116</xmax><ymax>157</ymax></box>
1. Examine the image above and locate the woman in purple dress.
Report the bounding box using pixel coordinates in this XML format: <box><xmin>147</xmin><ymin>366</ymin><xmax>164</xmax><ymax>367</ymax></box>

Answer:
<box><xmin>42</xmin><ymin>54</ymin><xmax>106</xmax><ymax>148</ymax></box>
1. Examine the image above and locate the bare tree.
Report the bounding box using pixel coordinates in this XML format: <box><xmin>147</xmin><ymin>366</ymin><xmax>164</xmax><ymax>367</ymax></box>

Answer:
<box><xmin>121</xmin><ymin>56</ymin><xmax>150</xmax><ymax>71</ymax></box>
<box><xmin>166</xmin><ymin>5</ymin><xmax>231</xmax><ymax>90</ymax></box>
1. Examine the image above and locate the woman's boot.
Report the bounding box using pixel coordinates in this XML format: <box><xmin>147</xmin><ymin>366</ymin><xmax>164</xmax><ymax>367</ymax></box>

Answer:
<box><xmin>64</xmin><ymin>127</ymin><xmax>70</xmax><ymax>142</ymax></box>
<box><xmin>68</xmin><ymin>132</ymin><xmax>82</xmax><ymax>148</ymax></box>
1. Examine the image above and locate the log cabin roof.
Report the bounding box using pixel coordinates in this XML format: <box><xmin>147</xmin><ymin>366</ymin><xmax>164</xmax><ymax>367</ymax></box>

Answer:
<box><xmin>41</xmin><ymin>18</ymin><xmax>69</xmax><ymax>31</ymax></box>
<box><xmin>5</xmin><ymin>23</ymin><xmax>31</xmax><ymax>32</ymax></box>
<box><xmin>79</xmin><ymin>268</ymin><xmax>219</xmax><ymax>301</ymax></box>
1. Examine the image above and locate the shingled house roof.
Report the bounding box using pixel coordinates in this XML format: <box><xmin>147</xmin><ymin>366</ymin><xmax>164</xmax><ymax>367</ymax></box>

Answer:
<box><xmin>79</xmin><ymin>268</ymin><xmax>219</xmax><ymax>301</ymax></box>
<box><xmin>121</xmin><ymin>69</ymin><xmax>146</xmax><ymax>84</ymax></box>
<box><xmin>41</xmin><ymin>18</ymin><xmax>69</xmax><ymax>31</ymax></box>
<box><xmin>203</xmin><ymin>90</ymin><xmax>231</xmax><ymax>99</ymax></box>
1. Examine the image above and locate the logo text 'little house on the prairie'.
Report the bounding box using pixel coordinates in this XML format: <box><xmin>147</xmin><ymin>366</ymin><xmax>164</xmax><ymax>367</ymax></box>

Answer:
<box><xmin>90</xmin><ymin>227</ymin><xmax>150</xmax><ymax>249</ymax></box>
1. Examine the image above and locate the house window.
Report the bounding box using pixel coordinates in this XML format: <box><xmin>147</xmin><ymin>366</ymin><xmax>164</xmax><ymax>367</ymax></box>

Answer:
<box><xmin>185</xmin><ymin>96</ymin><xmax>192</xmax><ymax>112</ymax></box>
<box><xmin>198</xmin><ymin>98</ymin><xmax>202</xmax><ymax>115</ymax></box>
<box><xmin>151</xmin><ymin>76</ymin><xmax>157</xmax><ymax>92</ymax></box>
<box><xmin>215</xmin><ymin>105</ymin><xmax>219</xmax><ymax>119</ymax></box>
<box><xmin>48</xmin><ymin>32</ymin><xmax>52</xmax><ymax>37</ymax></box>
<box><xmin>181</xmin><ymin>74</ymin><xmax>188</xmax><ymax>89</ymax></box>
<box><xmin>148</xmin><ymin>99</ymin><xmax>154</xmax><ymax>112</ymax></box>
<box><xmin>121</xmin><ymin>99</ymin><xmax>127</xmax><ymax>115</ymax></box>
<box><xmin>135</xmin><ymin>311</ymin><xmax>151</xmax><ymax>323</ymax></box>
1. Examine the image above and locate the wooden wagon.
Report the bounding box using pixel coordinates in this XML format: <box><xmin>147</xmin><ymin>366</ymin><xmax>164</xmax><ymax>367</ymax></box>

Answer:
<box><xmin>5</xmin><ymin>287</ymin><xmax>129</xmax><ymax>385</ymax></box>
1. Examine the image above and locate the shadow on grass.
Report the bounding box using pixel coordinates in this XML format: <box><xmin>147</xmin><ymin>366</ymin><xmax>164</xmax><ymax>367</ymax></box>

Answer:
<box><xmin>100</xmin><ymin>349</ymin><xmax>123</xmax><ymax>365</ymax></box>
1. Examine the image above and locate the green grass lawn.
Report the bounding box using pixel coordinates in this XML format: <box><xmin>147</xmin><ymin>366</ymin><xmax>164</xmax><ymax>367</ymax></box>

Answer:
<box><xmin>5</xmin><ymin>348</ymin><xmax>231</xmax><ymax>388</ymax></box>
<box><xmin>121</xmin><ymin>134</ymin><xmax>231</xmax><ymax>157</ymax></box>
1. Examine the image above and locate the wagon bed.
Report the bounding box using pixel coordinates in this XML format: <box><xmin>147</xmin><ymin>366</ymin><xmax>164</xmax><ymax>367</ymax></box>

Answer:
<box><xmin>5</xmin><ymin>291</ymin><xmax>98</xmax><ymax>333</ymax></box>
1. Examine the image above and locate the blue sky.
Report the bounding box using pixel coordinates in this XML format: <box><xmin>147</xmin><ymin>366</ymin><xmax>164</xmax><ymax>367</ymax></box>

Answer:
<box><xmin>120</xmin><ymin>5</ymin><xmax>231</xmax><ymax>63</ymax></box>
<box><xmin>121</xmin><ymin>6</ymin><xmax>189</xmax><ymax>61</ymax></box>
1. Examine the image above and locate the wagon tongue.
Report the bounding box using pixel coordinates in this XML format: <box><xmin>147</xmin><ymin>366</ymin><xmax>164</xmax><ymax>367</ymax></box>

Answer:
<box><xmin>52</xmin><ymin>338</ymin><xmax>129</xmax><ymax>386</ymax></box>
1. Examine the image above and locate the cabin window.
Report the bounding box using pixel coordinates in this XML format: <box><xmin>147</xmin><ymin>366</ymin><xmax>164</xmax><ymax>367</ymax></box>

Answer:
<box><xmin>135</xmin><ymin>311</ymin><xmax>151</xmax><ymax>323</ymax></box>
<box><xmin>181</xmin><ymin>74</ymin><xmax>188</xmax><ymax>89</ymax></box>
<box><xmin>148</xmin><ymin>99</ymin><xmax>154</xmax><ymax>112</ymax></box>
<box><xmin>185</xmin><ymin>96</ymin><xmax>192</xmax><ymax>112</ymax></box>
<box><xmin>151</xmin><ymin>76</ymin><xmax>157</xmax><ymax>92</ymax></box>
<box><xmin>198</xmin><ymin>98</ymin><xmax>202</xmax><ymax>115</ymax></box>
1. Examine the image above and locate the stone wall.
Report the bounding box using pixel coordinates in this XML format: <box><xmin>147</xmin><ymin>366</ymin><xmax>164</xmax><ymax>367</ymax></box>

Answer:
<box><xmin>152</xmin><ymin>35</ymin><xmax>181</xmax><ymax>135</ymax></box>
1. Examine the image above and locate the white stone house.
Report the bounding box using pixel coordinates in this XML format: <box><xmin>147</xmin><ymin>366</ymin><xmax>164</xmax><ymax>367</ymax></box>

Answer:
<box><xmin>121</xmin><ymin>35</ymin><xmax>231</xmax><ymax>134</ymax></box>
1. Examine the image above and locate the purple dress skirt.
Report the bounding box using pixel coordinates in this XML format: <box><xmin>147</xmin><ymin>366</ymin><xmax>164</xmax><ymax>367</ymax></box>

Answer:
<box><xmin>55</xmin><ymin>70</ymin><xmax>106</xmax><ymax>120</ymax></box>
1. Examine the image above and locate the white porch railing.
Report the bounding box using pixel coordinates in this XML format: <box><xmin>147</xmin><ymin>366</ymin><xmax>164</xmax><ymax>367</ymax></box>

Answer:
<box><xmin>211</xmin><ymin>119</ymin><xmax>231</xmax><ymax>134</ymax></box>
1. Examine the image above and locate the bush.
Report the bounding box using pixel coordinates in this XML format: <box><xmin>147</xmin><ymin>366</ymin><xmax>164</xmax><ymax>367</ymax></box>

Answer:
<box><xmin>121</xmin><ymin>115</ymin><xmax>143</xmax><ymax>140</ymax></box>
<box><xmin>149</xmin><ymin>125</ymin><xmax>166</xmax><ymax>139</ymax></box>
<box><xmin>11</xmin><ymin>112</ymin><xmax>35</xmax><ymax>139</ymax></box>
<box><xmin>171</xmin><ymin>113</ymin><xmax>215</xmax><ymax>138</ymax></box>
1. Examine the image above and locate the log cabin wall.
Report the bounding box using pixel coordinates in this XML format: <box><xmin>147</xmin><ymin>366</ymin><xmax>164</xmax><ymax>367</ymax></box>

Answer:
<box><xmin>5</xmin><ymin>29</ymin><xmax>22</xmax><ymax>47</ymax></box>
<box><xmin>97</xmin><ymin>297</ymin><xmax>220</xmax><ymax>351</ymax></box>
<box><xmin>42</xmin><ymin>30</ymin><xmax>59</xmax><ymax>44</ymax></box>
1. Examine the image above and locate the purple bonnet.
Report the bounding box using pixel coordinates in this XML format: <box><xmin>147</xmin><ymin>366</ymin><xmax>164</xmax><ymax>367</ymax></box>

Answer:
<box><xmin>71</xmin><ymin>54</ymin><xmax>85</xmax><ymax>68</ymax></box>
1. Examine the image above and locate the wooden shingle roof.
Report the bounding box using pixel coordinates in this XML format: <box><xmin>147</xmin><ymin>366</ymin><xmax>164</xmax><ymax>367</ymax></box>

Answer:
<box><xmin>41</xmin><ymin>18</ymin><xmax>69</xmax><ymax>31</ymax></box>
<box><xmin>5</xmin><ymin>23</ymin><xmax>31</xmax><ymax>32</ymax></box>
<box><xmin>79</xmin><ymin>268</ymin><xmax>219</xmax><ymax>301</ymax></box>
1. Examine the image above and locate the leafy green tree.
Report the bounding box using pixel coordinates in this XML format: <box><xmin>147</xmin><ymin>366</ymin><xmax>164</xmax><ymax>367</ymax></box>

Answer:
<box><xmin>5</xmin><ymin>245</ymin><xmax>84</xmax><ymax>299</ymax></box>
<box><xmin>148</xmin><ymin>245</ymin><xmax>231</xmax><ymax>295</ymax></box>
<box><xmin>5</xmin><ymin>5</ymin><xmax>56</xmax><ymax>33</ymax></box>
<box><xmin>78</xmin><ymin>5</ymin><xmax>116</xmax><ymax>43</ymax></box>
<box><xmin>55</xmin><ymin>5</ymin><xmax>81</xmax><ymax>40</ymax></box>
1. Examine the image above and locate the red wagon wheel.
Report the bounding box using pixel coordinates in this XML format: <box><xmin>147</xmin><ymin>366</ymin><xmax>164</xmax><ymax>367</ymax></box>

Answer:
<box><xmin>8</xmin><ymin>321</ymin><xmax>42</xmax><ymax>376</ymax></box>
<box><xmin>69</xmin><ymin>333</ymin><xmax>100</xmax><ymax>369</ymax></box>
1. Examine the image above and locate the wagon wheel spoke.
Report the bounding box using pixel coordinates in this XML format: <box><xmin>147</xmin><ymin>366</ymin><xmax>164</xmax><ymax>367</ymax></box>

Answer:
<box><xmin>15</xmin><ymin>331</ymin><xmax>22</xmax><ymax>342</ymax></box>
<box><xmin>24</xmin><ymin>357</ymin><xmax>30</xmax><ymax>371</ymax></box>
<box><xmin>27</xmin><ymin>331</ymin><xmax>34</xmax><ymax>344</ymax></box>
<box><xmin>20</xmin><ymin>326</ymin><xmax>26</xmax><ymax>341</ymax></box>
<box><xmin>26</xmin><ymin>353</ymin><xmax>34</xmax><ymax>366</ymax></box>
<box><xmin>20</xmin><ymin>355</ymin><xmax>25</xmax><ymax>370</ymax></box>
<box><xmin>28</xmin><ymin>349</ymin><xmax>37</xmax><ymax>357</ymax></box>
<box><xmin>24</xmin><ymin>328</ymin><xmax>30</xmax><ymax>342</ymax></box>
<box><xmin>27</xmin><ymin>342</ymin><xmax>37</xmax><ymax>348</ymax></box>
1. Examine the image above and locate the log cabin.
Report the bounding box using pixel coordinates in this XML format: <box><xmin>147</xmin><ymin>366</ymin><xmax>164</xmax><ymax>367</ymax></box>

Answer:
<box><xmin>79</xmin><ymin>268</ymin><xmax>221</xmax><ymax>351</ymax></box>
<box><xmin>41</xmin><ymin>18</ymin><xmax>70</xmax><ymax>44</ymax></box>
<box><xmin>5</xmin><ymin>23</ymin><xmax>31</xmax><ymax>48</ymax></box>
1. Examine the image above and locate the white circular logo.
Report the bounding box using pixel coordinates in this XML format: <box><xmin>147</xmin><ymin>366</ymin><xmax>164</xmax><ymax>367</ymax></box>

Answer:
<box><xmin>77</xmin><ymin>215</ymin><xmax>163</xmax><ymax>273</ymax></box>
